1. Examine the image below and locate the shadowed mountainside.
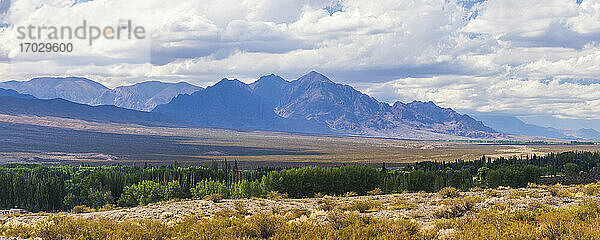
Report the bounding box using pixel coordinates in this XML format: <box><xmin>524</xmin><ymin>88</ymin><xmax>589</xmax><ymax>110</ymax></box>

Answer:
<box><xmin>0</xmin><ymin>87</ymin><xmax>35</xmax><ymax>99</ymax></box>
<box><xmin>0</xmin><ymin>96</ymin><xmax>178</xmax><ymax>127</ymax></box>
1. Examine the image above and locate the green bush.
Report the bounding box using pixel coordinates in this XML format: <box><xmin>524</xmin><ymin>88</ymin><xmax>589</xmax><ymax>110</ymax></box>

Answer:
<box><xmin>229</xmin><ymin>180</ymin><xmax>264</xmax><ymax>199</ymax></box>
<box><xmin>563</xmin><ymin>163</ymin><xmax>580</xmax><ymax>175</ymax></box>
<box><xmin>486</xmin><ymin>165</ymin><xmax>545</xmax><ymax>188</ymax></box>
<box><xmin>117</xmin><ymin>180</ymin><xmax>182</xmax><ymax>207</ymax></box>
<box><xmin>191</xmin><ymin>180</ymin><xmax>229</xmax><ymax>199</ymax></box>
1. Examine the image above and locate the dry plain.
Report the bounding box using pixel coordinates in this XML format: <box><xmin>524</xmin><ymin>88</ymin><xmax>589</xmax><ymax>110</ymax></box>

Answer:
<box><xmin>1</xmin><ymin>114</ymin><xmax>599</xmax><ymax>169</ymax></box>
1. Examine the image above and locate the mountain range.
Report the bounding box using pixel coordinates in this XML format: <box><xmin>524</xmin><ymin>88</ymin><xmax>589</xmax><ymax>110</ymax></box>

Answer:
<box><xmin>154</xmin><ymin>71</ymin><xmax>498</xmax><ymax>139</ymax></box>
<box><xmin>0</xmin><ymin>96</ymin><xmax>178</xmax><ymax>127</ymax></box>
<box><xmin>2</xmin><ymin>72</ymin><xmax>598</xmax><ymax>140</ymax></box>
<box><xmin>0</xmin><ymin>77</ymin><xmax>201</xmax><ymax>111</ymax></box>
<box><xmin>473</xmin><ymin>115</ymin><xmax>600</xmax><ymax>140</ymax></box>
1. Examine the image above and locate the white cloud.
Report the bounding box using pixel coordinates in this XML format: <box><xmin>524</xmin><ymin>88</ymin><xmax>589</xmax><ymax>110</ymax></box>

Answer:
<box><xmin>366</xmin><ymin>74</ymin><xmax>600</xmax><ymax>119</ymax></box>
<box><xmin>0</xmin><ymin>0</ymin><xmax>599</xmax><ymax>120</ymax></box>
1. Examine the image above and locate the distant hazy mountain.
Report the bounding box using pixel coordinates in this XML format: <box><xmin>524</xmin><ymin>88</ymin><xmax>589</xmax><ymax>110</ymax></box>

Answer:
<box><xmin>473</xmin><ymin>115</ymin><xmax>569</xmax><ymax>138</ymax></box>
<box><xmin>0</xmin><ymin>77</ymin><xmax>109</xmax><ymax>103</ymax></box>
<box><xmin>0</xmin><ymin>96</ymin><xmax>178</xmax><ymax>126</ymax></box>
<box><xmin>155</xmin><ymin>71</ymin><xmax>497</xmax><ymax>139</ymax></box>
<box><xmin>93</xmin><ymin>81</ymin><xmax>201</xmax><ymax>111</ymax></box>
<box><xmin>473</xmin><ymin>114</ymin><xmax>600</xmax><ymax>140</ymax></box>
<box><xmin>0</xmin><ymin>87</ymin><xmax>35</xmax><ymax>99</ymax></box>
<box><xmin>558</xmin><ymin>128</ymin><xmax>600</xmax><ymax>140</ymax></box>
<box><xmin>0</xmin><ymin>77</ymin><xmax>201</xmax><ymax>111</ymax></box>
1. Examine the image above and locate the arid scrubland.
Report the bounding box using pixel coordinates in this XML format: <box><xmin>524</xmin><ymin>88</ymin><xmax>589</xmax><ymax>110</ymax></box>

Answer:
<box><xmin>3</xmin><ymin>183</ymin><xmax>600</xmax><ymax>239</ymax></box>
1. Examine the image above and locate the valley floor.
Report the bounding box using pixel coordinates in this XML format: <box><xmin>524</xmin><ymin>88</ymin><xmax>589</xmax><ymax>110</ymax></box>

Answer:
<box><xmin>2</xmin><ymin>114</ymin><xmax>600</xmax><ymax>169</ymax></box>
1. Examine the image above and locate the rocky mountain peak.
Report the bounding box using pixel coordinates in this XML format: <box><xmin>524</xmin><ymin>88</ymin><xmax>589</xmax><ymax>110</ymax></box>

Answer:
<box><xmin>294</xmin><ymin>71</ymin><xmax>333</xmax><ymax>85</ymax></box>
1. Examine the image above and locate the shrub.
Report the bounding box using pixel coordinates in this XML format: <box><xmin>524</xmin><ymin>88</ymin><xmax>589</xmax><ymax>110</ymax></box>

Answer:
<box><xmin>345</xmin><ymin>200</ymin><xmax>381</xmax><ymax>213</ymax></box>
<box><xmin>389</xmin><ymin>198</ymin><xmax>415</xmax><ymax>210</ymax></box>
<box><xmin>452</xmin><ymin>200</ymin><xmax>600</xmax><ymax>239</ymax></box>
<box><xmin>343</xmin><ymin>192</ymin><xmax>358</xmax><ymax>197</ymax></box>
<box><xmin>317</xmin><ymin>197</ymin><xmax>336</xmax><ymax>211</ymax></box>
<box><xmin>266</xmin><ymin>191</ymin><xmax>288</xmax><ymax>200</ymax></box>
<box><xmin>100</xmin><ymin>204</ymin><xmax>116</xmax><ymax>211</ymax></box>
<box><xmin>237</xmin><ymin>214</ymin><xmax>284</xmax><ymax>239</ymax></box>
<box><xmin>233</xmin><ymin>201</ymin><xmax>250</xmax><ymax>216</ymax></box>
<box><xmin>583</xmin><ymin>183</ymin><xmax>600</xmax><ymax>196</ymax></box>
<box><xmin>367</xmin><ymin>188</ymin><xmax>383</xmax><ymax>195</ymax></box>
<box><xmin>438</xmin><ymin>187</ymin><xmax>460</xmax><ymax>198</ymax></box>
<box><xmin>288</xmin><ymin>208</ymin><xmax>310</xmax><ymax>219</ymax></box>
<box><xmin>71</xmin><ymin>205</ymin><xmax>94</xmax><ymax>214</ymax></box>
<box><xmin>485</xmin><ymin>189</ymin><xmax>500</xmax><ymax>197</ymax></box>
<box><xmin>203</xmin><ymin>194</ymin><xmax>224</xmax><ymax>203</ymax></box>
<box><xmin>509</xmin><ymin>190</ymin><xmax>527</xmax><ymax>199</ymax></box>
<box><xmin>433</xmin><ymin>197</ymin><xmax>481</xmax><ymax>219</ymax></box>
<box><xmin>548</xmin><ymin>185</ymin><xmax>573</xmax><ymax>198</ymax></box>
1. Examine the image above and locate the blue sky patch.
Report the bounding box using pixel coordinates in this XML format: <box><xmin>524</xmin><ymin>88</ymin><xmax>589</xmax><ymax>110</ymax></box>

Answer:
<box><xmin>324</xmin><ymin>0</ymin><xmax>343</xmax><ymax>15</ymax></box>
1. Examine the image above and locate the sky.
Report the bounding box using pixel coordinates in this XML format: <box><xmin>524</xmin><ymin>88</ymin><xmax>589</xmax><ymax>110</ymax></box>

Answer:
<box><xmin>0</xmin><ymin>0</ymin><xmax>599</xmax><ymax>130</ymax></box>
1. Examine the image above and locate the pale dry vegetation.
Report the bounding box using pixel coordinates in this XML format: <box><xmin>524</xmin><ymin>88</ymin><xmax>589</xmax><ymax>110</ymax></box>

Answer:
<box><xmin>5</xmin><ymin>182</ymin><xmax>600</xmax><ymax>239</ymax></box>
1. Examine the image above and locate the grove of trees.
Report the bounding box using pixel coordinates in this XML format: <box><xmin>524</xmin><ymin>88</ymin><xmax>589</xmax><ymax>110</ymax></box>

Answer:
<box><xmin>1</xmin><ymin>151</ymin><xmax>600</xmax><ymax>212</ymax></box>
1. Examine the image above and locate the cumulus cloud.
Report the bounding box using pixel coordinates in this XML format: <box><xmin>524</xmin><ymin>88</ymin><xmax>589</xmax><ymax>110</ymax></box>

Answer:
<box><xmin>0</xmin><ymin>0</ymin><xmax>599</xmax><ymax>122</ymax></box>
<box><xmin>366</xmin><ymin>74</ymin><xmax>600</xmax><ymax>120</ymax></box>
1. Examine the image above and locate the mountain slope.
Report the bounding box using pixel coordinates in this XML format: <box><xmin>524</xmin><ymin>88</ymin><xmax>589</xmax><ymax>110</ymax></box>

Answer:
<box><xmin>248</xmin><ymin>74</ymin><xmax>291</xmax><ymax>109</ymax></box>
<box><xmin>0</xmin><ymin>88</ymin><xmax>35</xmax><ymax>99</ymax></box>
<box><xmin>392</xmin><ymin>101</ymin><xmax>495</xmax><ymax>137</ymax></box>
<box><xmin>0</xmin><ymin>96</ymin><xmax>178</xmax><ymax>126</ymax></box>
<box><xmin>0</xmin><ymin>78</ymin><xmax>202</xmax><ymax>111</ymax></box>
<box><xmin>272</xmin><ymin>71</ymin><xmax>395</xmax><ymax>132</ymax></box>
<box><xmin>153</xmin><ymin>79</ymin><xmax>330</xmax><ymax>133</ymax></box>
<box><xmin>154</xmin><ymin>79</ymin><xmax>280</xmax><ymax>130</ymax></box>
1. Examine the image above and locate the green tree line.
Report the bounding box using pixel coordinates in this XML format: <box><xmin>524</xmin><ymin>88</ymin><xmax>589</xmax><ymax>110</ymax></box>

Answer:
<box><xmin>1</xmin><ymin>151</ymin><xmax>600</xmax><ymax>212</ymax></box>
